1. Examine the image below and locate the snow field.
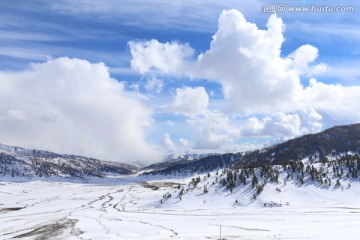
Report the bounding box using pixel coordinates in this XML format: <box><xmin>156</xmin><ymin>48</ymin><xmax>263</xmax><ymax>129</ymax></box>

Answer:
<box><xmin>1</xmin><ymin>171</ymin><xmax>360</xmax><ymax>239</ymax></box>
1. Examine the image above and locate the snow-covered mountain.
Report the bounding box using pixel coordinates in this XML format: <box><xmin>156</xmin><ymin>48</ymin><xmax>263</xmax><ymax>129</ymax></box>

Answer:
<box><xmin>234</xmin><ymin>123</ymin><xmax>360</xmax><ymax>168</ymax></box>
<box><xmin>144</xmin><ymin>123</ymin><xmax>360</xmax><ymax>175</ymax></box>
<box><xmin>167</xmin><ymin>153</ymin><xmax>216</xmax><ymax>162</ymax></box>
<box><xmin>142</xmin><ymin>153</ymin><xmax>218</xmax><ymax>172</ymax></box>
<box><xmin>1</xmin><ymin>123</ymin><xmax>360</xmax><ymax>179</ymax></box>
<box><xmin>0</xmin><ymin>143</ymin><xmax>140</xmax><ymax>178</ymax></box>
<box><xmin>143</xmin><ymin>153</ymin><xmax>241</xmax><ymax>175</ymax></box>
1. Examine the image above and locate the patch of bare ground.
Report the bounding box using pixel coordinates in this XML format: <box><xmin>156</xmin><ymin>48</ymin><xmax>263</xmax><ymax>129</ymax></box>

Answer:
<box><xmin>12</xmin><ymin>218</ymin><xmax>81</xmax><ymax>239</ymax></box>
<box><xmin>0</xmin><ymin>207</ymin><xmax>24</xmax><ymax>213</ymax></box>
<box><xmin>139</xmin><ymin>182</ymin><xmax>183</xmax><ymax>190</ymax></box>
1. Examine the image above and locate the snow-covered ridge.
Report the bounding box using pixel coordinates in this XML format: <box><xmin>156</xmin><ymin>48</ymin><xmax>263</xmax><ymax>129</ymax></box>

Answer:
<box><xmin>141</xmin><ymin>124</ymin><xmax>360</xmax><ymax>176</ymax></box>
<box><xmin>0</xmin><ymin>143</ymin><xmax>139</xmax><ymax>179</ymax></box>
<box><xmin>2</xmin><ymin>123</ymin><xmax>360</xmax><ymax>179</ymax></box>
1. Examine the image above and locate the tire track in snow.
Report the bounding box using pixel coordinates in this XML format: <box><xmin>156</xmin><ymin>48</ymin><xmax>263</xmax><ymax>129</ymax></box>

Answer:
<box><xmin>110</xmin><ymin>185</ymin><xmax>178</xmax><ymax>238</ymax></box>
<box><xmin>70</xmin><ymin>187</ymin><xmax>128</xmax><ymax>239</ymax></box>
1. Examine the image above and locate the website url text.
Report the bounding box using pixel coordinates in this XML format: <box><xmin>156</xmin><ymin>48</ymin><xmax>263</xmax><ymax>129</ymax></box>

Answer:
<box><xmin>262</xmin><ymin>5</ymin><xmax>355</xmax><ymax>13</ymax></box>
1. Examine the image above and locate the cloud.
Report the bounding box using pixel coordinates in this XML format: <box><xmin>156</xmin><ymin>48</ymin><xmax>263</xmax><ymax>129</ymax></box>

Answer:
<box><xmin>195</xmin><ymin>128</ymin><xmax>233</xmax><ymax>149</ymax></box>
<box><xmin>303</xmin><ymin>79</ymin><xmax>360</xmax><ymax>124</ymax></box>
<box><xmin>130</xmin><ymin>9</ymin><xmax>360</xmax><ymax>127</ymax></box>
<box><xmin>186</xmin><ymin>110</ymin><xmax>240</xmax><ymax>150</ymax></box>
<box><xmin>161</xmin><ymin>133</ymin><xmax>175</xmax><ymax>152</ymax></box>
<box><xmin>126</xmin><ymin>9</ymin><xmax>360</xmax><ymax>155</ymax></box>
<box><xmin>160</xmin><ymin>134</ymin><xmax>194</xmax><ymax>156</ymax></box>
<box><xmin>0</xmin><ymin>47</ymin><xmax>52</xmax><ymax>61</ymax></box>
<box><xmin>0</xmin><ymin>57</ymin><xmax>161</xmax><ymax>165</ymax></box>
<box><xmin>166</xmin><ymin>86</ymin><xmax>240</xmax><ymax>150</ymax></box>
<box><xmin>297</xmin><ymin>108</ymin><xmax>323</xmax><ymax>134</ymax></box>
<box><xmin>6</xmin><ymin>109</ymin><xmax>28</xmax><ymax>121</ymax></box>
<box><xmin>287</xmin><ymin>44</ymin><xmax>327</xmax><ymax>76</ymax></box>
<box><xmin>287</xmin><ymin>21</ymin><xmax>360</xmax><ymax>43</ymax></box>
<box><xmin>144</xmin><ymin>77</ymin><xmax>164</xmax><ymax>93</ymax></box>
<box><xmin>129</xmin><ymin>39</ymin><xmax>194</xmax><ymax>75</ymax></box>
<box><xmin>192</xmin><ymin>10</ymin><xmax>328</xmax><ymax>114</ymax></box>
<box><xmin>242</xmin><ymin>109</ymin><xmax>322</xmax><ymax>139</ymax></box>
<box><xmin>321</xmin><ymin>62</ymin><xmax>360</xmax><ymax>84</ymax></box>
<box><xmin>51</xmin><ymin>0</ymin><xmax>259</xmax><ymax>32</ymax></box>
<box><xmin>169</xmin><ymin>86</ymin><xmax>209</xmax><ymax>117</ymax></box>
<box><xmin>129</xmin><ymin>10</ymin><xmax>324</xmax><ymax>114</ymax></box>
<box><xmin>165</xmin><ymin>86</ymin><xmax>239</xmax><ymax>149</ymax></box>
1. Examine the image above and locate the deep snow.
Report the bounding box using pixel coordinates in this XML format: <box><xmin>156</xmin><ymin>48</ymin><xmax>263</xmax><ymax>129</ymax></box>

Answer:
<box><xmin>1</xmin><ymin>170</ymin><xmax>360</xmax><ymax>240</ymax></box>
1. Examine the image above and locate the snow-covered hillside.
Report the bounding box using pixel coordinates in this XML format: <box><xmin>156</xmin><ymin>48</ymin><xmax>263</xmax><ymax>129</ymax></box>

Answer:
<box><xmin>1</xmin><ymin>160</ymin><xmax>360</xmax><ymax>239</ymax></box>
<box><xmin>0</xmin><ymin>143</ymin><xmax>139</xmax><ymax>178</ymax></box>
<box><xmin>2</xmin><ymin>123</ymin><xmax>360</xmax><ymax>239</ymax></box>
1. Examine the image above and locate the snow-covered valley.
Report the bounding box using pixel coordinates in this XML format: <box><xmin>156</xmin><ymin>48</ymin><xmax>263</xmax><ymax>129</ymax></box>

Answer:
<box><xmin>1</xmin><ymin>170</ymin><xmax>360</xmax><ymax>240</ymax></box>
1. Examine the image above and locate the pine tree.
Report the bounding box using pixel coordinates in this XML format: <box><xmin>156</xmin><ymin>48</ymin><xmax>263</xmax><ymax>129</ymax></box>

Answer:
<box><xmin>204</xmin><ymin>185</ymin><xmax>208</xmax><ymax>193</ymax></box>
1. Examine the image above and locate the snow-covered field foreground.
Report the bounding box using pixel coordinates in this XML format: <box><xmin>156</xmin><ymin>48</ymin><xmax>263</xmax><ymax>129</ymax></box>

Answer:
<box><xmin>1</xmin><ymin>174</ymin><xmax>360</xmax><ymax>240</ymax></box>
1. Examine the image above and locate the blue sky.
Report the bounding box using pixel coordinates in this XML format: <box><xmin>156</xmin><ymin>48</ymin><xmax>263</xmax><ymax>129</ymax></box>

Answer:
<box><xmin>0</xmin><ymin>0</ymin><xmax>359</xmax><ymax>164</ymax></box>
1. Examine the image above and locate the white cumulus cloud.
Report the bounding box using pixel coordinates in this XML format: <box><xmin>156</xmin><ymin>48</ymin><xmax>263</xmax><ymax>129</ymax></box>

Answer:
<box><xmin>130</xmin><ymin>9</ymin><xmax>360</xmax><ymax>129</ymax></box>
<box><xmin>129</xmin><ymin>39</ymin><xmax>194</xmax><ymax>75</ymax></box>
<box><xmin>129</xmin><ymin>10</ymin><xmax>326</xmax><ymax>114</ymax></box>
<box><xmin>128</xmin><ymin>9</ymin><xmax>360</xmax><ymax>154</ymax></box>
<box><xmin>287</xmin><ymin>44</ymin><xmax>327</xmax><ymax>76</ymax></box>
<box><xmin>303</xmin><ymin>79</ymin><xmax>360</xmax><ymax>125</ymax></box>
<box><xmin>0</xmin><ymin>57</ymin><xmax>161</xmax><ymax>165</ymax></box>
<box><xmin>169</xmin><ymin>86</ymin><xmax>209</xmax><ymax>117</ymax></box>
<box><xmin>242</xmin><ymin>109</ymin><xmax>323</xmax><ymax>139</ymax></box>
<box><xmin>161</xmin><ymin>132</ymin><xmax>175</xmax><ymax>152</ymax></box>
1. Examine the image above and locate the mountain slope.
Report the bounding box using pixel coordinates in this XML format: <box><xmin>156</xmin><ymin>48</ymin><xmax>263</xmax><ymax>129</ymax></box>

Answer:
<box><xmin>144</xmin><ymin>123</ymin><xmax>360</xmax><ymax>175</ymax></box>
<box><xmin>2</xmin><ymin>123</ymin><xmax>360</xmax><ymax>178</ymax></box>
<box><xmin>143</xmin><ymin>153</ymin><xmax>217</xmax><ymax>172</ymax></box>
<box><xmin>0</xmin><ymin>143</ymin><xmax>139</xmax><ymax>178</ymax></box>
<box><xmin>143</xmin><ymin>153</ymin><xmax>241</xmax><ymax>175</ymax></box>
<box><xmin>234</xmin><ymin>123</ymin><xmax>360</xmax><ymax>168</ymax></box>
